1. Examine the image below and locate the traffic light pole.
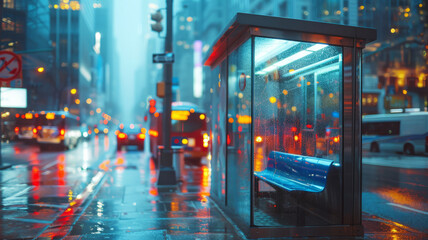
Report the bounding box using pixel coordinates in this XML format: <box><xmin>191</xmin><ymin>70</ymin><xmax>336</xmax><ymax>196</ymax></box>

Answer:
<box><xmin>157</xmin><ymin>0</ymin><xmax>176</xmax><ymax>185</ymax></box>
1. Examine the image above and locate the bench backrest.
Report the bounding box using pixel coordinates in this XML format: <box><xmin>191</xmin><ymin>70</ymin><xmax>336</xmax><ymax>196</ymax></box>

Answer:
<box><xmin>266</xmin><ymin>151</ymin><xmax>334</xmax><ymax>189</ymax></box>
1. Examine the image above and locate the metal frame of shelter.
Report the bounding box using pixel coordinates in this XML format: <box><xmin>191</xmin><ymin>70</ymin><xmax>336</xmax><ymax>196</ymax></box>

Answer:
<box><xmin>204</xmin><ymin>13</ymin><xmax>376</xmax><ymax>238</ymax></box>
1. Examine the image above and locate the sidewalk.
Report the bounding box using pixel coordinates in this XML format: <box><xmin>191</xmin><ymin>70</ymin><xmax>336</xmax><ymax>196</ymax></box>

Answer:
<box><xmin>66</xmin><ymin>152</ymin><xmax>245</xmax><ymax>239</ymax></box>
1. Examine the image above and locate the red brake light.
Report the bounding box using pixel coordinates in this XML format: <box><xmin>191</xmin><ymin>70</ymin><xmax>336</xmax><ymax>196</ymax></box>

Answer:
<box><xmin>118</xmin><ymin>133</ymin><xmax>127</xmax><ymax>139</ymax></box>
<box><xmin>138</xmin><ymin>133</ymin><xmax>146</xmax><ymax>140</ymax></box>
<box><xmin>60</xmin><ymin>129</ymin><xmax>65</xmax><ymax>136</ymax></box>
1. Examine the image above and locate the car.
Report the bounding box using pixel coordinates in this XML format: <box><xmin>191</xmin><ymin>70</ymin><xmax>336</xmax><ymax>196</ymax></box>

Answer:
<box><xmin>117</xmin><ymin>124</ymin><xmax>146</xmax><ymax>151</ymax></box>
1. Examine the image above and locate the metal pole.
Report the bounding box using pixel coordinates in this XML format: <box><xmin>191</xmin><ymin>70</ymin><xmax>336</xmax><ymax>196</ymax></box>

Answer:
<box><xmin>67</xmin><ymin>6</ymin><xmax>71</xmax><ymax>108</ymax></box>
<box><xmin>55</xmin><ymin>2</ymin><xmax>60</xmax><ymax>110</ymax></box>
<box><xmin>158</xmin><ymin>0</ymin><xmax>176</xmax><ymax>186</ymax></box>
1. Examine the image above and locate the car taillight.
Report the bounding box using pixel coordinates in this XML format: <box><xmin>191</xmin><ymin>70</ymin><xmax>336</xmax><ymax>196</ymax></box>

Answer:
<box><xmin>138</xmin><ymin>133</ymin><xmax>146</xmax><ymax>140</ymax></box>
<box><xmin>15</xmin><ymin>127</ymin><xmax>19</xmax><ymax>133</ymax></box>
<box><xmin>60</xmin><ymin>129</ymin><xmax>65</xmax><ymax>136</ymax></box>
<box><xmin>118</xmin><ymin>133</ymin><xmax>127</xmax><ymax>139</ymax></box>
<box><xmin>33</xmin><ymin>128</ymin><xmax>38</xmax><ymax>134</ymax></box>
<box><xmin>203</xmin><ymin>133</ymin><xmax>209</xmax><ymax>147</ymax></box>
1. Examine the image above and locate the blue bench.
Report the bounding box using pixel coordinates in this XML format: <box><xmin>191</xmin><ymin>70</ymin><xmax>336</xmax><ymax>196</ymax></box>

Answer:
<box><xmin>254</xmin><ymin>151</ymin><xmax>335</xmax><ymax>193</ymax></box>
<box><xmin>254</xmin><ymin>151</ymin><xmax>340</xmax><ymax>225</ymax></box>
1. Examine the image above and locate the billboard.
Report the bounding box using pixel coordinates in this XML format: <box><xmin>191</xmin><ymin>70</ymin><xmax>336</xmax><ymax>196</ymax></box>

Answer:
<box><xmin>1</xmin><ymin>87</ymin><xmax>27</xmax><ymax>108</ymax></box>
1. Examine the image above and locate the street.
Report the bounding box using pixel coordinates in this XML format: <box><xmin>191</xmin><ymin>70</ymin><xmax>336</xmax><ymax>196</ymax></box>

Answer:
<box><xmin>0</xmin><ymin>135</ymin><xmax>244</xmax><ymax>239</ymax></box>
<box><xmin>0</xmin><ymin>137</ymin><xmax>426</xmax><ymax>238</ymax></box>
<box><xmin>362</xmin><ymin>150</ymin><xmax>428</xmax><ymax>234</ymax></box>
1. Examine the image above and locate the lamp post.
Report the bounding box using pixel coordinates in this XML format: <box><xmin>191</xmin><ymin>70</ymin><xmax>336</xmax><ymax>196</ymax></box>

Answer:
<box><xmin>157</xmin><ymin>0</ymin><xmax>176</xmax><ymax>186</ymax></box>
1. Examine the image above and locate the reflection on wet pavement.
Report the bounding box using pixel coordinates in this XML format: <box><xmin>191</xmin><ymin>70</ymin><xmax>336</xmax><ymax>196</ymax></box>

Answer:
<box><xmin>68</xmin><ymin>151</ymin><xmax>243</xmax><ymax>239</ymax></box>
<box><xmin>0</xmin><ymin>137</ymin><xmax>113</xmax><ymax>239</ymax></box>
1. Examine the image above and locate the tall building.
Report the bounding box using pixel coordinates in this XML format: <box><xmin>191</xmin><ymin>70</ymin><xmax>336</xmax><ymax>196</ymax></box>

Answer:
<box><xmin>359</xmin><ymin>0</ymin><xmax>427</xmax><ymax>114</ymax></box>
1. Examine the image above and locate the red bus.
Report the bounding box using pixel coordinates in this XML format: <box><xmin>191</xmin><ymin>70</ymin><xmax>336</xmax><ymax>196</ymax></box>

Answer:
<box><xmin>149</xmin><ymin>102</ymin><xmax>209</xmax><ymax>165</ymax></box>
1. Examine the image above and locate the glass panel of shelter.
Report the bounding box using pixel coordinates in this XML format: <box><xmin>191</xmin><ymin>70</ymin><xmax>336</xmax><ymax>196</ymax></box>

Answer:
<box><xmin>253</xmin><ymin>37</ymin><xmax>343</xmax><ymax>226</ymax></box>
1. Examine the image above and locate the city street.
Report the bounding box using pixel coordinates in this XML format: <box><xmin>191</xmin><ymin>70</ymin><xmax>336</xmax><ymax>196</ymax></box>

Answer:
<box><xmin>362</xmin><ymin>150</ymin><xmax>428</xmax><ymax>234</ymax></box>
<box><xmin>0</xmin><ymin>137</ymin><xmax>426</xmax><ymax>239</ymax></box>
<box><xmin>0</xmin><ymin>136</ymin><xmax>244</xmax><ymax>239</ymax></box>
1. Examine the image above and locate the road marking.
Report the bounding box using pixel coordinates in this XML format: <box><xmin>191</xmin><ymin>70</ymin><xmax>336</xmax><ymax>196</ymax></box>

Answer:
<box><xmin>387</xmin><ymin>203</ymin><xmax>428</xmax><ymax>215</ymax></box>
<box><xmin>4</xmin><ymin>186</ymin><xmax>33</xmax><ymax>200</ymax></box>
<box><xmin>42</xmin><ymin>159</ymin><xmax>60</xmax><ymax>170</ymax></box>
<box><xmin>29</xmin><ymin>203</ymin><xmax>68</xmax><ymax>209</ymax></box>
<box><xmin>4</xmin><ymin>217</ymin><xmax>53</xmax><ymax>224</ymax></box>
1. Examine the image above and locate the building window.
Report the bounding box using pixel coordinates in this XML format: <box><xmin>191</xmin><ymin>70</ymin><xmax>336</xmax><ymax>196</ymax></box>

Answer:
<box><xmin>279</xmin><ymin>2</ymin><xmax>287</xmax><ymax>17</ymax></box>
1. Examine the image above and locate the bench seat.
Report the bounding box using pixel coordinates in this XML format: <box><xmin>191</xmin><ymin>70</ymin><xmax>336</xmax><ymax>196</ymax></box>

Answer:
<box><xmin>254</xmin><ymin>151</ymin><xmax>334</xmax><ymax>193</ymax></box>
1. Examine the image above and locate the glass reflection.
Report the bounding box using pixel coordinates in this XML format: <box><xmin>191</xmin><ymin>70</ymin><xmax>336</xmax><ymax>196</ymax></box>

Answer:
<box><xmin>253</xmin><ymin>37</ymin><xmax>343</xmax><ymax>226</ymax></box>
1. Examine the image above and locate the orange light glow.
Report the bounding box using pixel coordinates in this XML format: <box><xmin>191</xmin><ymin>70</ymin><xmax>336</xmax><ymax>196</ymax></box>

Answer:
<box><xmin>16</xmin><ymin>114</ymin><xmax>20</xmax><ymax>118</ymax></box>
<box><xmin>70</xmin><ymin>88</ymin><xmax>77</xmax><ymax>94</ymax></box>
<box><xmin>25</xmin><ymin>113</ymin><xmax>33</xmax><ymax>119</ymax></box>
<box><xmin>333</xmin><ymin>137</ymin><xmax>339</xmax><ymax>143</ymax></box>
<box><xmin>149</xmin><ymin>130</ymin><xmax>159</xmax><ymax>137</ymax></box>
<box><xmin>154</xmin><ymin>112</ymin><xmax>160</xmax><ymax>118</ymax></box>
<box><xmin>46</xmin><ymin>112</ymin><xmax>55</xmax><ymax>119</ymax></box>
<box><xmin>118</xmin><ymin>133</ymin><xmax>127</xmax><ymax>139</ymax></box>
<box><xmin>294</xmin><ymin>135</ymin><xmax>299</xmax><ymax>141</ymax></box>
<box><xmin>15</xmin><ymin>127</ymin><xmax>19</xmax><ymax>133</ymax></box>
<box><xmin>37</xmin><ymin>67</ymin><xmax>44</xmax><ymax>73</ymax></box>
<box><xmin>60</xmin><ymin>129</ymin><xmax>65</xmax><ymax>136</ymax></box>
<box><xmin>115</xmin><ymin>130</ymin><xmax>119</xmax><ymax>135</ymax></box>
<box><xmin>199</xmin><ymin>114</ymin><xmax>206</xmax><ymax>120</ymax></box>
<box><xmin>103</xmin><ymin>128</ymin><xmax>108</xmax><ymax>134</ymax></box>
<box><xmin>237</xmin><ymin>115</ymin><xmax>252</xmax><ymax>124</ymax></box>
<box><xmin>171</xmin><ymin>110</ymin><xmax>190</xmax><ymax>120</ymax></box>
<box><xmin>255</xmin><ymin>136</ymin><xmax>263</xmax><ymax>143</ymax></box>
<box><xmin>75</xmin><ymin>99</ymin><xmax>80</xmax><ymax>104</ymax></box>
<box><xmin>33</xmin><ymin>128</ymin><xmax>38</xmax><ymax>134</ymax></box>
<box><xmin>228</xmin><ymin>117</ymin><xmax>234</xmax><ymax>123</ymax></box>
<box><xmin>138</xmin><ymin>133</ymin><xmax>146</xmax><ymax>140</ymax></box>
<box><xmin>141</xmin><ymin>128</ymin><xmax>147</xmax><ymax>133</ymax></box>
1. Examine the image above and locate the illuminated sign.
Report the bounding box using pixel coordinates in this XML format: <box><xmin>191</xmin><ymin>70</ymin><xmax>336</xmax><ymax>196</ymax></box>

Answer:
<box><xmin>1</xmin><ymin>87</ymin><xmax>27</xmax><ymax>108</ymax></box>
<box><xmin>171</xmin><ymin>110</ymin><xmax>190</xmax><ymax>121</ymax></box>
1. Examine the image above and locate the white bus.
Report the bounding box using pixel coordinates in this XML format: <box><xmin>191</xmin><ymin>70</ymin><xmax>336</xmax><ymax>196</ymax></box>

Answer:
<box><xmin>362</xmin><ymin>112</ymin><xmax>428</xmax><ymax>155</ymax></box>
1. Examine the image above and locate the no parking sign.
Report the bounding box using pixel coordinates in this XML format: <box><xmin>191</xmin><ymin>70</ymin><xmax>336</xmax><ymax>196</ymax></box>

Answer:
<box><xmin>0</xmin><ymin>51</ymin><xmax>23</xmax><ymax>87</ymax></box>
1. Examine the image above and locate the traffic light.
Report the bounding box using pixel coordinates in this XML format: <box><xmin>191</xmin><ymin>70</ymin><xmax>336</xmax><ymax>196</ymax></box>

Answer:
<box><xmin>149</xmin><ymin>99</ymin><xmax>156</xmax><ymax>114</ymax></box>
<box><xmin>150</xmin><ymin>10</ymin><xmax>163</xmax><ymax>33</ymax></box>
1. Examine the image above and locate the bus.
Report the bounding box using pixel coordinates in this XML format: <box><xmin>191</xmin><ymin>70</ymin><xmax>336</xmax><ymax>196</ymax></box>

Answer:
<box><xmin>36</xmin><ymin>111</ymin><xmax>81</xmax><ymax>150</ymax></box>
<box><xmin>362</xmin><ymin>112</ymin><xmax>428</xmax><ymax>155</ymax></box>
<box><xmin>15</xmin><ymin>112</ymin><xmax>37</xmax><ymax>142</ymax></box>
<box><xmin>149</xmin><ymin>102</ymin><xmax>209</xmax><ymax>164</ymax></box>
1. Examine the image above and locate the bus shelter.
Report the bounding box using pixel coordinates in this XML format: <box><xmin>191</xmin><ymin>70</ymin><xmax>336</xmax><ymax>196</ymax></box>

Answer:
<box><xmin>204</xmin><ymin>13</ymin><xmax>376</xmax><ymax>238</ymax></box>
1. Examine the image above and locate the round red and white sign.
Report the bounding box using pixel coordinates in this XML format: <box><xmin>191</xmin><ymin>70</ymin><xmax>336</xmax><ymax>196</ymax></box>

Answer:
<box><xmin>0</xmin><ymin>51</ymin><xmax>22</xmax><ymax>82</ymax></box>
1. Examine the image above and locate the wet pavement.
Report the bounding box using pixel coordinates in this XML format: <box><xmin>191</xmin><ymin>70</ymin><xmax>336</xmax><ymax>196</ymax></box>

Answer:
<box><xmin>0</xmin><ymin>136</ymin><xmax>427</xmax><ymax>239</ymax></box>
